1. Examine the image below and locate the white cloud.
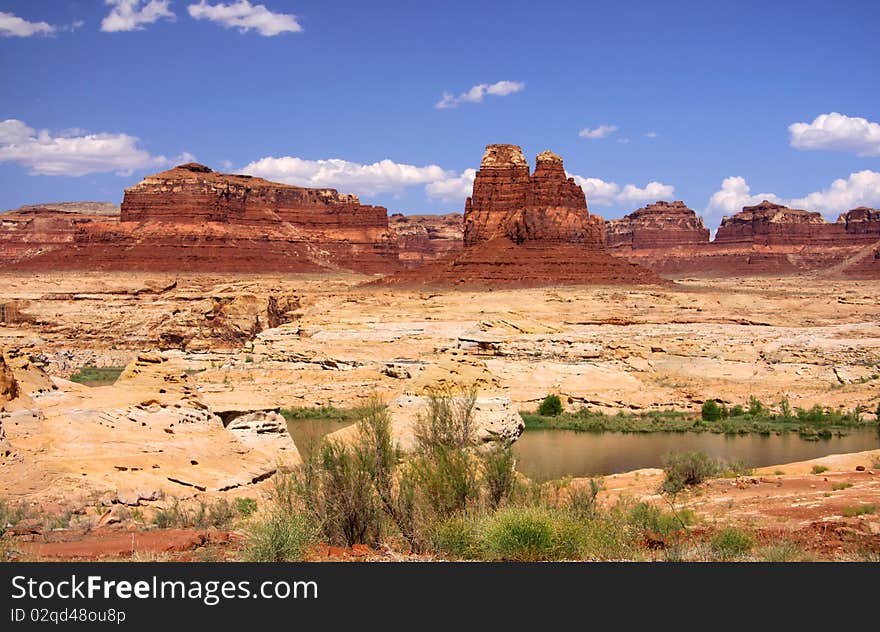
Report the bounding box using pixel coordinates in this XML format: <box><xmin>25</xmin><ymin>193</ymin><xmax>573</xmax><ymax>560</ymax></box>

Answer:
<box><xmin>187</xmin><ymin>1</ymin><xmax>302</xmax><ymax>36</ymax></box>
<box><xmin>101</xmin><ymin>0</ymin><xmax>174</xmax><ymax>32</ymax></box>
<box><xmin>425</xmin><ymin>169</ymin><xmax>477</xmax><ymax>202</ymax></box>
<box><xmin>569</xmin><ymin>174</ymin><xmax>674</xmax><ymax>207</ymax></box>
<box><xmin>789</xmin><ymin>112</ymin><xmax>880</xmax><ymax>157</ymax></box>
<box><xmin>0</xmin><ymin>11</ymin><xmax>56</xmax><ymax>37</ymax></box>
<box><xmin>0</xmin><ymin>118</ymin><xmax>189</xmax><ymax>177</ymax></box>
<box><xmin>790</xmin><ymin>170</ymin><xmax>880</xmax><ymax>215</ymax></box>
<box><xmin>241</xmin><ymin>156</ymin><xmax>449</xmax><ymax>197</ymax></box>
<box><xmin>435</xmin><ymin>81</ymin><xmax>525</xmax><ymax>109</ymax></box>
<box><xmin>578</xmin><ymin>124</ymin><xmax>617</xmax><ymax>139</ymax></box>
<box><xmin>645</xmin><ymin>131</ymin><xmax>658</xmax><ymax>139</ymax></box>
<box><xmin>705</xmin><ymin>176</ymin><xmax>783</xmax><ymax>217</ymax></box>
<box><xmin>705</xmin><ymin>171</ymin><xmax>880</xmax><ymax>221</ymax></box>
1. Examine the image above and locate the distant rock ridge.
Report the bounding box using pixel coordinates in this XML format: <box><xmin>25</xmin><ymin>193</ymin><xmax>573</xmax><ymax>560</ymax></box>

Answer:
<box><xmin>607</xmin><ymin>200</ymin><xmax>709</xmax><ymax>250</ymax></box>
<box><xmin>375</xmin><ymin>144</ymin><xmax>663</xmax><ymax>288</ymax></box>
<box><xmin>0</xmin><ymin>163</ymin><xmax>400</xmax><ymax>274</ymax></box>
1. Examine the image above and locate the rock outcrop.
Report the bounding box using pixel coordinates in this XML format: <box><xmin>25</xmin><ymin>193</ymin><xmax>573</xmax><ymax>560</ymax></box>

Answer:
<box><xmin>606</xmin><ymin>201</ymin><xmax>709</xmax><ymax>250</ymax></box>
<box><xmin>390</xmin><ymin>213</ymin><xmax>464</xmax><ymax>266</ymax></box>
<box><xmin>608</xmin><ymin>200</ymin><xmax>880</xmax><ymax>278</ymax></box>
<box><xmin>0</xmin><ymin>164</ymin><xmax>400</xmax><ymax>274</ymax></box>
<box><xmin>0</xmin><ymin>354</ymin><xmax>19</xmax><ymax>409</ymax></box>
<box><xmin>377</xmin><ymin>145</ymin><xmax>661</xmax><ymax>288</ymax></box>
<box><xmin>714</xmin><ymin>201</ymin><xmax>833</xmax><ymax>247</ymax></box>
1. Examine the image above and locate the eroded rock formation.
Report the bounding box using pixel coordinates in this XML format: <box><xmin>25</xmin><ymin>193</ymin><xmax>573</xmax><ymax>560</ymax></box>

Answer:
<box><xmin>378</xmin><ymin>145</ymin><xmax>660</xmax><ymax>287</ymax></box>
<box><xmin>607</xmin><ymin>201</ymin><xmax>709</xmax><ymax>250</ymax></box>
<box><xmin>390</xmin><ymin>213</ymin><xmax>464</xmax><ymax>266</ymax></box>
<box><xmin>608</xmin><ymin>200</ymin><xmax>880</xmax><ymax>278</ymax></box>
<box><xmin>0</xmin><ymin>164</ymin><xmax>400</xmax><ymax>273</ymax></box>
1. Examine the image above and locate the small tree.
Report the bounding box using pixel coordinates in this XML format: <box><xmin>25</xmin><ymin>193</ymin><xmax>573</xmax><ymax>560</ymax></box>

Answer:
<box><xmin>701</xmin><ymin>400</ymin><xmax>723</xmax><ymax>422</ymax></box>
<box><xmin>538</xmin><ymin>394</ymin><xmax>563</xmax><ymax>417</ymax></box>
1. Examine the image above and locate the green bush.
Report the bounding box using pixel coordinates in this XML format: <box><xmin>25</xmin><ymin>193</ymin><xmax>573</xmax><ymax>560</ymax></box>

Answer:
<box><xmin>234</xmin><ymin>497</ymin><xmax>258</xmax><ymax>518</ymax></box>
<box><xmin>482</xmin><ymin>444</ymin><xmax>516</xmax><ymax>510</ymax></box>
<box><xmin>811</xmin><ymin>465</ymin><xmax>829</xmax><ymax>474</ymax></box>
<box><xmin>243</xmin><ymin>510</ymin><xmax>316</xmax><ymax>562</ymax></box>
<box><xmin>748</xmin><ymin>396</ymin><xmax>765</xmax><ymax>417</ymax></box>
<box><xmin>661</xmin><ymin>451</ymin><xmax>719</xmax><ymax>495</ymax></box>
<box><xmin>430</xmin><ymin>513</ymin><xmax>483</xmax><ymax>559</ymax></box>
<box><xmin>759</xmin><ymin>541</ymin><xmax>809</xmax><ymax>562</ymax></box>
<box><xmin>841</xmin><ymin>504</ymin><xmax>876</xmax><ymax>517</ymax></box>
<box><xmin>537</xmin><ymin>394</ymin><xmax>564</xmax><ymax>417</ymax></box>
<box><xmin>710</xmin><ymin>527</ymin><xmax>754</xmax><ymax>560</ymax></box>
<box><xmin>627</xmin><ymin>502</ymin><xmax>693</xmax><ymax>537</ymax></box>
<box><xmin>481</xmin><ymin>506</ymin><xmax>584</xmax><ymax>561</ymax></box>
<box><xmin>701</xmin><ymin>400</ymin><xmax>723</xmax><ymax>421</ymax></box>
<box><xmin>875</xmin><ymin>402</ymin><xmax>880</xmax><ymax>419</ymax></box>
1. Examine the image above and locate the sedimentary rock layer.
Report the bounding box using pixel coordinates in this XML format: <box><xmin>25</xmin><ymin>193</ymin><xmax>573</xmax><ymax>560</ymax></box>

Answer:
<box><xmin>0</xmin><ymin>164</ymin><xmax>400</xmax><ymax>273</ymax></box>
<box><xmin>606</xmin><ymin>201</ymin><xmax>709</xmax><ymax>250</ymax></box>
<box><xmin>390</xmin><ymin>213</ymin><xmax>464</xmax><ymax>266</ymax></box>
<box><xmin>379</xmin><ymin>145</ymin><xmax>663</xmax><ymax>288</ymax></box>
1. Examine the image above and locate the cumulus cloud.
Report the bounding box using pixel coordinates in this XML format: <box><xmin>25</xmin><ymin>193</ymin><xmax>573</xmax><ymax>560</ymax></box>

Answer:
<box><xmin>0</xmin><ymin>11</ymin><xmax>57</xmax><ymax>37</ymax></box>
<box><xmin>569</xmin><ymin>174</ymin><xmax>674</xmax><ymax>207</ymax></box>
<box><xmin>425</xmin><ymin>169</ymin><xmax>477</xmax><ymax>202</ymax></box>
<box><xmin>645</xmin><ymin>131</ymin><xmax>658</xmax><ymax>139</ymax></box>
<box><xmin>101</xmin><ymin>0</ymin><xmax>174</xmax><ymax>32</ymax></box>
<box><xmin>240</xmin><ymin>156</ymin><xmax>449</xmax><ymax>197</ymax></box>
<box><xmin>705</xmin><ymin>171</ymin><xmax>880</xmax><ymax>220</ymax></box>
<box><xmin>435</xmin><ymin>81</ymin><xmax>525</xmax><ymax>109</ymax></box>
<box><xmin>0</xmin><ymin>118</ymin><xmax>189</xmax><ymax>176</ymax></box>
<box><xmin>187</xmin><ymin>1</ymin><xmax>302</xmax><ymax>36</ymax></box>
<box><xmin>578</xmin><ymin>125</ymin><xmax>617</xmax><ymax>139</ymax></box>
<box><xmin>790</xmin><ymin>170</ymin><xmax>880</xmax><ymax>215</ymax></box>
<box><xmin>705</xmin><ymin>176</ymin><xmax>784</xmax><ymax>216</ymax></box>
<box><xmin>789</xmin><ymin>112</ymin><xmax>880</xmax><ymax>157</ymax></box>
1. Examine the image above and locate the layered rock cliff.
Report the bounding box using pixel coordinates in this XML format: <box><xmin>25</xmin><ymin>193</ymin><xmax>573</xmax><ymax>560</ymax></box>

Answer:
<box><xmin>390</xmin><ymin>213</ymin><xmax>464</xmax><ymax>267</ymax></box>
<box><xmin>377</xmin><ymin>145</ymin><xmax>662</xmax><ymax>288</ymax></box>
<box><xmin>609</xmin><ymin>199</ymin><xmax>880</xmax><ymax>278</ymax></box>
<box><xmin>0</xmin><ymin>164</ymin><xmax>400</xmax><ymax>274</ymax></box>
<box><xmin>606</xmin><ymin>201</ymin><xmax>709</xmax><ymax>250</ymax></box>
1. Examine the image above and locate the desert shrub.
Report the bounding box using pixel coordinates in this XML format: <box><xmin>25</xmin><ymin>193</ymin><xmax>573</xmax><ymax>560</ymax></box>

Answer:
<box><xmin>748</xmin><ymin>395</ymin><xmax>765</xmax><ymax>417</ymax></box>
<box><xmin>416</xmin><ymin>386</ymin><xmax>478</xmax><ymax>450</ymax></box>
<box><xmin>759</xmin><ymin>541</ymin><xmax>810</xmax><ymax>562</ymax></box>
<box><xmin>537</xmin><ymin>394</ymin><xmax>563</xmax><ymax>417</ymax></box>
<box><xmin>429</xmin><ymin>513</ymin><xmax>483</xmax><ymax>559</ymax></box>
<box><xmin>811</xmin><ymin>465</ymin><xmax>829</xmax><ymax>475</ymax></box>
<box><xmin>875</xmin><ymin>402</ymin><xmax>880</xmax><ymax>419</ymax></box>
<box><xmin>710</xmin><ymin>527</ymin><xmax>754</xmax><ymax>560</ymax></box>
<box><xmin>566</xmin><ymin>478</ymin><xmax>603</xmax><ymax>519</ymax></box>
<box><xmin>720</xmin><ymin>459</ymin><xmax>753</xmax><ymax>478</ymax></box>
<box><xmin>779</xmin><ymin>398</ymin><xmax>792</xmax><ymax>420</ymax></box>
<box><xmin>661</xmin><ymin>451</ymin><xmax>719</xmax><ymax>495</ymax></box>
<box><xmin>0</xmin><ymin>500</ymin><xmax>30</xmax><ymax>537</ymax></box>
<box><xmin>235</xmin><ymin>497</ymin><xmax>258</xmax><ymax>518</ymax></box>
<box><xmin>153</xmin><ymin>499</ymin><xmax>189</xmax><ymax>528</ymax></box>
<box><xmin>841</xmin><ymin>504</ymin><xmax>876</xmax><ymax>517</ymax></box>
<box><xmin>243</xmin><ymin>510</ymin><xmax>316</xmax><ymax>562</ymax></box>
<box><xmin>482</xmin><ymin>444</ymin><xmax>516</xmax><ymax>510</ymax></box>
<box><xmin>701</xmin><ymin>400</ymin><xmax>723</xmax><ymax>422</ymax></box>
<box><xmin>729</xmin><ymin>405</ymin><xmax>745</xmax><ymax>417</ymax></box>
<box><xmin>831</xmin><ymin>483</ymin><xmax>852</xmax><ymax>491</ymax></box>
<box><xmin>205</xmin><ymin>498</ymin><xmax>236</xmax><ymax>527</ymax></box>
<box><xmin>627</xmin><ymin>502</ymin><xmax>694</xmax><ymax>537</ymax></box>
<box><xmin>481</xmin><ymin>506</ymin><xmax>584</xmax><ymax>561</ymax></box>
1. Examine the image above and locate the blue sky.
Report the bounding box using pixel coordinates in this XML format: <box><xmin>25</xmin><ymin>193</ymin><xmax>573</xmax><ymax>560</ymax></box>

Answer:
<box><xmin>1</xmin><ymin>0</ymin><xmax>879</xmax><ymax>227</ymax></box>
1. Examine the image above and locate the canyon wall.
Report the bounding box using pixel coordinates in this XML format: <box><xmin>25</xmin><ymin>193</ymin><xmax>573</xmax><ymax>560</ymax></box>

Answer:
<box><xmin>606</xmin><ymin>201</ymin><xmax>709</xmax><ymax>250</ymax></box>
<box><xmin>0</xmin><ymin>163</ymin><xmax>400</xmax><ymax>274</ymax></box>
<box><xmin>390</xmin><ymin>213</ymin><xmax>463</xmax><ymax>267</ymax></box>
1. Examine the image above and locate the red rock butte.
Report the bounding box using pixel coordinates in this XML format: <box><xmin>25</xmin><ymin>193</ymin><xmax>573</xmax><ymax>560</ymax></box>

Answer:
<box><xmin>0</xmin><ymin>163</ymin><xmax>400</xmax><ymax>273</ymax></box>
<box><xmin>607</xmin><ymin>199</ymin><xmax>880</xmax><ymax>277</ymax></box>
<box><xmin>376</xmin><ymin>144</ymin><xmax>664</xmax><ymax>288</ymax></box>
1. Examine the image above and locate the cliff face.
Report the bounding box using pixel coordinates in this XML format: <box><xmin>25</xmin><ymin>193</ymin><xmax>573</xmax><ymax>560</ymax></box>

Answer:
<box><xmin>376</xmin><ymin>145</ymin><xmax>663</xmax><ymax>288</ymax></box>
<box><xmin>463</xmin><ymin>146</ymin><xmax>604</xmax><ymax>247</ymax></box>
<box><xmin>121</xmin><ymin>163</ymin><xmax>388</xmax><ymax>229</ymax></box>
<box><xmin>714</xmin><ymin>201</ymin><xmax>834</xmax><ymax>247</ymax></box>
<box><xmin>606</xmin><ymin>201</ymin><xmax>709</xmax><ymax>250</ymax></box>
<box><xmin>609</xmin><ymin>200</ymin><xmax>880</xmax><ymax>278</ymax></box>
<box><xmin>0</xmin><ymin>164</ymin><xmax>400</xmax><ymax>274</ymax></box>
<box><xmin>390</xmin><ymin>213</ymin><xmax>464</xmax><ymax>267</ymax></box>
